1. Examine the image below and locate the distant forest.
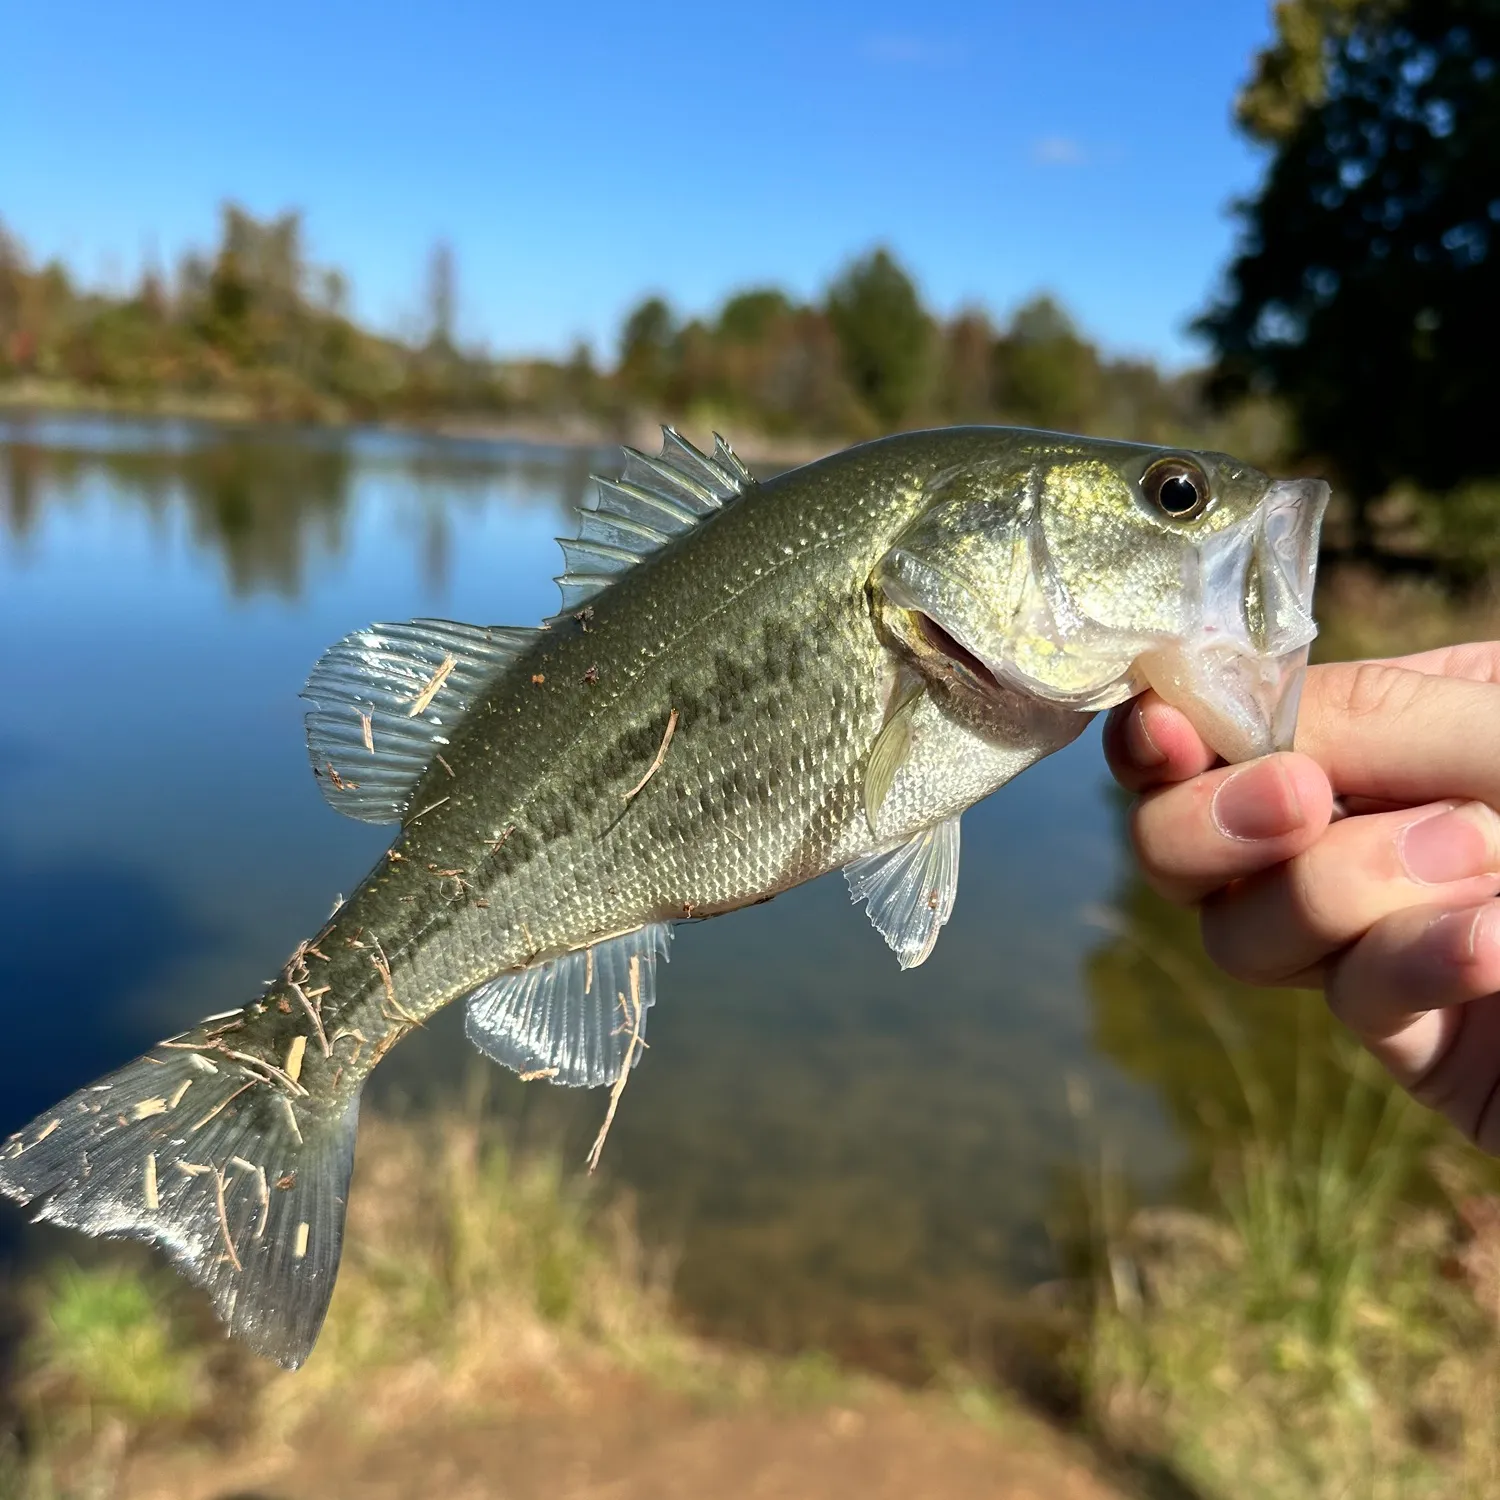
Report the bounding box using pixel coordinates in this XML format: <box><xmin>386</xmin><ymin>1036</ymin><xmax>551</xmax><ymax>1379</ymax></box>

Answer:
<box><xmin>0</xmin><ymin>206</ymin><xmax>1257</xmax><ymax>457</ymax></box>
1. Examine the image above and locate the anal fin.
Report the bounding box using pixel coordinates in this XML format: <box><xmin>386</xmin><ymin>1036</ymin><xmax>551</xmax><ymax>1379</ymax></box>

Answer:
<box><xmin>464</xmin><ymin>923</ymin><xmax>673</xmax><ymax>1088</ymax></box>
<box><xmin>845</xmin><ymin>816</ymin><xmax>961</xmax><ymax>970</ymax></box>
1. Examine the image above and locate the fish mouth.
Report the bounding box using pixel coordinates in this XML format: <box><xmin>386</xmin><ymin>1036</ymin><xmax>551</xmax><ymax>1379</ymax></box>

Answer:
<box><xmin>1139</xmin><ymin>476</ymin><xmax>1330</xmax><ymax>762</ymax></box>
<box><xmin>877</xmin><ymin>473</ymin><xmax>1330</xmax><ymax>762</ymax></box>
<box><xmin>912</xmin><ymin>611</ymin><xmax>1009</xmax><ymax>696</ymax></box>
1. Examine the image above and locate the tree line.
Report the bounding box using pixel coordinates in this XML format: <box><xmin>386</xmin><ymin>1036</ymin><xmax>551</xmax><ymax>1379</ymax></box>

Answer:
<box><xmin>0</xmin><ymin>209</ymin><xmax>1221</xmax><ymax>451</ymax></box>
<box><xmin>1</xmin><ymin>0</ymin><xmax>1495</xmax><ymax>568</ymax></box>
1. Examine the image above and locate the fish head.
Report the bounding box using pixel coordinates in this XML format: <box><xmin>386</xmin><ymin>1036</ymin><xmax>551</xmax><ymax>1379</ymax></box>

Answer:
<box><xmin>871</xmin><ymin>435</ymin><xmax>1329</xmax><ymax>762</ymax></box>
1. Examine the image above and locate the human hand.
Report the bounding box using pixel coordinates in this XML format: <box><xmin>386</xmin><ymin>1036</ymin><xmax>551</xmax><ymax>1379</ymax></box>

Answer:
<box><xmin>1103</xmin><ymin>644</ymin><xmax>1500</xmax><ymax>1152</ymax></box>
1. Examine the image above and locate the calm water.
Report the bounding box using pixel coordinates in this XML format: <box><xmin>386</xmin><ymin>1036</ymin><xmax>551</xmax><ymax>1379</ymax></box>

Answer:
<box><xmin>0</xmin><ymin>414</ymin><xmax>1303</xmax><ymax>1369</ymax></box>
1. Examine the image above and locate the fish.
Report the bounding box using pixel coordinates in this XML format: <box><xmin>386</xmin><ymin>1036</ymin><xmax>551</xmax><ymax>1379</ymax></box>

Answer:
<box><xmin>0</xmin><ymin>426</ymin><xmax>1328</xmax><ymax>1369</ymax></box>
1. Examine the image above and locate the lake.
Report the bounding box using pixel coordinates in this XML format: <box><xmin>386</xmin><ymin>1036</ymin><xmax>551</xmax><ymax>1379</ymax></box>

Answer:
<box><xmin>0</xmin><ymin>414</ymin><xmax>1322</xmax><ymax>1373</ymax></box>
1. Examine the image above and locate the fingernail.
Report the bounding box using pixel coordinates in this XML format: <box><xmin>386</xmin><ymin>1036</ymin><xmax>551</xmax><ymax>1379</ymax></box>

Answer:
<box><xmin>1124</xmin><ymin>706</ymin><xmax>1166</xmax><ymax>770</ymax></box>
<box><xmin>1212</xmin><ymin>760</ymin><xmax>1306</xmax><ymax>842</ymax></box>
<box><xmin>1400</xmin><ymin>803</ymin><xmax>1500</xmax><ymax>886</ymax></box>
<box><xmin>1415</xmin><ymin>904</ymin><xmax>1497</xmax><ymax>970</ymax></box>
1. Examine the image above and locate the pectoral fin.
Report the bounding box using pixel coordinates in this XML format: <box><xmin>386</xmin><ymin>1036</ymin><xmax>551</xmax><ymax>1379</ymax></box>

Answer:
<box><xmin>845</xmin><ymin>815</ymin><xmax>961</xmax><ymax>970</ymax></box>
<box><xmin>864</xmin><ymin>667</ymin><xmax>927</xmax><ymax>836</ymax></box>
<box><xmin>464</xmin><ymin>923</ymin><xmax>673</xmax><ymax>1088</ymax></box>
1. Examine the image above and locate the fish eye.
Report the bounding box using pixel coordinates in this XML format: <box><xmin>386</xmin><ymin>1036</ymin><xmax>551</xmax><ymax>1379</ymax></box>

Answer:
<box><xmin>1142</xmin><ymin>458</ymin><xmax>1211</xmax><ymax>520</ymax></box>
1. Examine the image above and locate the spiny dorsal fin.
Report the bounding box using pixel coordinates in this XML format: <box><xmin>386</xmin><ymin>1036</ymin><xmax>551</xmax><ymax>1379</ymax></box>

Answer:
<box><xmin>302</xmin><ymin>619</ymin><xmax>539</xmax><ymax>824</ymax></box>
<box><xmin>464</xmin><ymin>923</ymin><xmax>673</xmax><ymax>1088</ymax></box>
<box><xmin>555</xmin><ymin>428</ymin><xmax>752</xmax><ymax>614</ymax></box>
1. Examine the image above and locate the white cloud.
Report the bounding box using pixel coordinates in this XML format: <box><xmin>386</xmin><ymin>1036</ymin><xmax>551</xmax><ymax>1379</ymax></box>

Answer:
<box><xmin>860</xmin><ymin>34</ymin><xmax>962</xmax><ymax>66</ymax></box>
<box><xmin>1031</xmin><ymin>136</ymin><xmax>1088</xmax><ymax>167</ymax></box>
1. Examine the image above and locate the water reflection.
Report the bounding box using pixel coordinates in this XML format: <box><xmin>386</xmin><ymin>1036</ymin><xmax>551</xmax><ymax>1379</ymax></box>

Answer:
<box><xmin>0</xmin><ymin>413</ymin><xmax>1226</xmax><ymax>1374</ymax></box>
<box><xmin>0</xmin><ymin>415</ymin><xmax>600</xmax><ymax>597</ymax></box>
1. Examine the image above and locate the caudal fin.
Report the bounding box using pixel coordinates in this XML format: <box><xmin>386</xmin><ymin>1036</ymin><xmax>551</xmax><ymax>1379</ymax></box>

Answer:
<box><xmin>0</xmin><ymin>1044</ymin><xmax>359</xmax><ymax>1369</ymax></box>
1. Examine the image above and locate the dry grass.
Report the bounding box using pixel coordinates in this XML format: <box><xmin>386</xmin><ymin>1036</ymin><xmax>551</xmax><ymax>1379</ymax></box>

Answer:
<box><xmin>1312</xmin><ymin>562</ymin><xmax>1500</xmax><ymax>665</ymax></box>
<box><xmin>1077</xmin><ymin>1031</ymin><xmax>1500</xmax><ymax>1500</ymax></box>
<box><xmin>6</xmin><ymin>1097</ymin><xmax>861</xmax><ymax>1499</ymax></box>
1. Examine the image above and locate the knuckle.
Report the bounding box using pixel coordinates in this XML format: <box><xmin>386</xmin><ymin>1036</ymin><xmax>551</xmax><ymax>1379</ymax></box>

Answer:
<box><xmin>1327</xmin><ymin>661</ymin><xmax>1425</xmax><ymax>723</ymax></box>
<box><xmin>1199</xmin><ymin>893</ymin><xmax>1278</xmax><ymax>984</ymax></box>
<box><xmin>1280</xmin><ymin>850</ymin><xmax>1346</xmax><ymax>944</ymax></box>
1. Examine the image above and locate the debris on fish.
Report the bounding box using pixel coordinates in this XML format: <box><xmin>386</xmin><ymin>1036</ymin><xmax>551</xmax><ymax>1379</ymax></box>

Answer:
<box><xmin>0</xmin><ymin>426</ymin><xmax>1328</xmax><ymax>1368</ymax></box>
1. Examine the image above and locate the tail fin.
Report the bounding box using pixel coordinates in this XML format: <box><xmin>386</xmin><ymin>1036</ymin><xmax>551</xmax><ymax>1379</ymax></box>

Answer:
<box><xmin>0</xmin><ymin>1044</ymin><xmax>359</xmax><ymax>1369</ymax></box>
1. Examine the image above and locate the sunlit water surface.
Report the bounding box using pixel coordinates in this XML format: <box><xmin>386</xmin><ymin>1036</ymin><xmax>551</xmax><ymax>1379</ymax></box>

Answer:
<box><xmin>0</xmin><ymin>415</ymin><xmax>1207</xmax><ymax>1367</ymax></box>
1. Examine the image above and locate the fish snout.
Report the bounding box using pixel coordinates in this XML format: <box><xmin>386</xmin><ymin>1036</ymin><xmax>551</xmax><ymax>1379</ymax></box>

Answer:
<box><xmin>1137</xmin><ymin>475</ymin><xmax>1329</xmax><ymax>764</ymax></box>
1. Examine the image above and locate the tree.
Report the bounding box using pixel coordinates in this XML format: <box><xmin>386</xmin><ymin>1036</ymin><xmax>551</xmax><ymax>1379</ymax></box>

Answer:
<box><xmin>617</xmin><ymin>295</ymin><xmax>677</xmax><ymax>403</ymax></box>
<box><xmin>426</xmin><ymin>240</ymin><xmax>457</xmax><ymax>352</ymax></box>
<box><xmin>825</xmin><ymin>248</ymin><xmax>932</xmax><ymax>428</ymax></box>
<box><xmin>717</xmin><ymin>287</ymin><xmax>793</xmax><ymax>344</ymax></box>
<box><xmin>1234</xmin><ymin>0</ymin><xmax>1377</xmax><ymax>145</ymax></box>
<box><xmin>0</xmin><ymin>219</ymin><xmax>25</xmax><ymax>368</ymax></box>
<box><xmin>993</xmin><ymin>295</ymin><xmax>1103</xmax><ymax>434</ymax></box>
<box><xmin>1199</xmin><ymin>0</ymin><xmax>1500</xmax><ymax>551</ymax></box>
<box><xmin>937</xmin><ymin>309</ymin><xmax>998</xmax><ymax>422</ymax></box>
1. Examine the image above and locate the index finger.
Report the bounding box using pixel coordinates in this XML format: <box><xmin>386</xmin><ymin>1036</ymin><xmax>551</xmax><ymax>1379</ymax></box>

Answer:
<box><xmin>1378</xmin><ymin>641</ymin><xmax>1500</xmax><ymax>684</ymax></box>
<box><xmin>1296</xmin><ymin>660</ymin><xmax>1500</xmax><ymax>809</ymax></box>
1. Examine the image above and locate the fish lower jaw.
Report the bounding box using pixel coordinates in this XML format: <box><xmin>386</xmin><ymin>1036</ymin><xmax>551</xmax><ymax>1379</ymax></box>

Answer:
<box><xmin>1137</xmin><ymin>640</ymin><xmax>1311</xmax><ymax>764</ymax></box>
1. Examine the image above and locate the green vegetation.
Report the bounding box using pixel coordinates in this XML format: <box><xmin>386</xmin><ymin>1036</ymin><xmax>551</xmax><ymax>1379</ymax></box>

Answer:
<box><xmin>1079</xmin><ymin>1032</ymin><xmax>1500</xmax><ymax>1499</ymax></box>
<box><xmin>0</xmin><ymin>1097</ymin><xmax>900</xmax><ymax>1499</ymax></box>
<box><xmin>1076</xmin><ymin>605</ymin><xmax>1500</xmax><ymax>1499</ymax></box>
<box><xmin>1201</xmin><ymin>0</ymin><xmax>1500</xmax><ymax>556</ymax></box>
<box><xmin>0</xmin><ymin>205</ymin><xmax>1235</xmax><ymax>459</ymax></box>
<box><xmin>13</xmin><ymin>1062</ymin><xmax>1500</xmax><ymax>1500</ymax></box>
<box><xmin>1</xmin><ymin>3</ymin><xmax>1493</xmax><ymax>576</ymax></box>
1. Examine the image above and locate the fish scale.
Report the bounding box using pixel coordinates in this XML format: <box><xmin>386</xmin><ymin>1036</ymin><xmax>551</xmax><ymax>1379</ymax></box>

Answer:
<box><xmin>0</xmin><ymin>425</ymin><xmax>1328</xmax><ymax>1369</ymax></box>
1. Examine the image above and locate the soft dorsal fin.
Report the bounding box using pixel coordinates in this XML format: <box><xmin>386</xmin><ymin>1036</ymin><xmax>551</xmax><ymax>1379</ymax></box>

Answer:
<box><xmin>845</xmin><ymin>816</ymin><xmax>961</xmax><ymax>970</ymax></box>
<box><xmin>464</xmin><ymin>923</ymin><xmax>673</xmax><ymax>1088</ymax></box>
<box><xmin>302</xmin><ymin>619</ymin><xmax>538</xmax><ymax>823</ymax></box>
<box><xmin>555</xmin><ymin>428</ymin><xmax>752</xmax><ymax>614</ymax></box>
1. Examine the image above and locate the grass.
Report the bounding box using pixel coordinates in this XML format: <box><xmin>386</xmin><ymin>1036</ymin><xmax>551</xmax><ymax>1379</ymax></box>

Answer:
<box><xmin>1077</xmin><ymin>991</ymin><xmax>1500</xmax><ymax>1500</ymax></box>
<box><xmin>14</xmin><ymin>1001</ymin><xmax>1500</xmax><ymax>1500</ymax></box>
<box><xmin>0</xmin><ymin>1084</ymin><xmax>877</xmax><ymax>1498</ymax></box>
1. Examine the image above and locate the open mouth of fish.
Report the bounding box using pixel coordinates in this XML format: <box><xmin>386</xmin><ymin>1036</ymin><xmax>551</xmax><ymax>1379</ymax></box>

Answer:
<box><xmin>912</xmin><ymin>611</ymin><xmax>1011</xmax><ymax>696</ymax></box>
<box><xmin>885</xmin><ymin>477</ymin><xmax>1331</xmax><ymax>763</ymax></box>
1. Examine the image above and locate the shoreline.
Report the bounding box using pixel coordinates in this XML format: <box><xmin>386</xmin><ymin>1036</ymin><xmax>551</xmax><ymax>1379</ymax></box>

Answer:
<box><xmin>0</xmin><ymin>377</ymin><xmax>839</xmax><ymax>471</ymax></box>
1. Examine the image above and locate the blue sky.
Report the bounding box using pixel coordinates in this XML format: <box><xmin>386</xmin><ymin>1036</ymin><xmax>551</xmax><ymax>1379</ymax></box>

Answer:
<box><xmin>1</xmin><ymin>1</ymin><xmax>1278</xmax><ymax>368</ymax></box>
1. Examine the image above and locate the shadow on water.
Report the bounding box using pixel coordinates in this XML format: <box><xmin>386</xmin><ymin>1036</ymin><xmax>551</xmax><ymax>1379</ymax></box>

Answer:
<box><xmin>0</xmin><ymin>761</ymin><xmax>221</xmax><ymax>1428</ymax></box>
<box><xmin>0</xmin><ymin>823</ymin><xmax>220</xmax><ymax>1165</ymax></box>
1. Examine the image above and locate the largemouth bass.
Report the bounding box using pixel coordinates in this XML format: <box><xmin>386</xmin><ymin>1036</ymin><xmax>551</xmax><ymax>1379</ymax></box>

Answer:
<box><xmin>0</xmin><ymin>427</ymin><xmax>1328</xmax><ymax>1367</ymax></box>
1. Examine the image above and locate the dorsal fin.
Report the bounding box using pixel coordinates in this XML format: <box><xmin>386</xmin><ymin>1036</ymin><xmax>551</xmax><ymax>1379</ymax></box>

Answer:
<box><xmin>555</xmin><ymin>428</ymin><xmax>752</xmax><ymax>614</ymax></box>
<box><xmin>302</xmin><ymin>619</ymin><xmax>538</xmax><ymax>823</ymax></box>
